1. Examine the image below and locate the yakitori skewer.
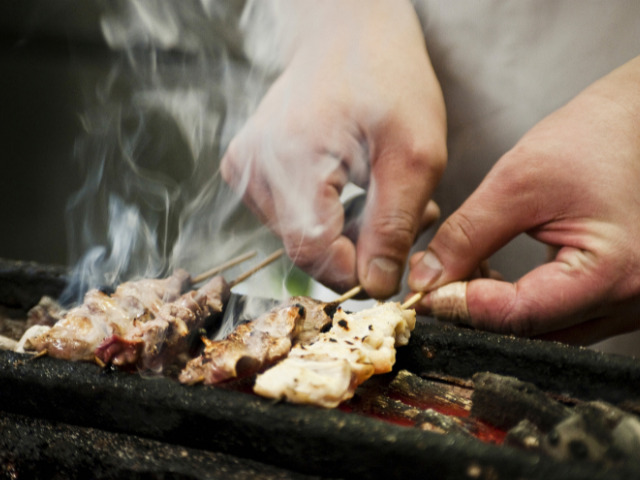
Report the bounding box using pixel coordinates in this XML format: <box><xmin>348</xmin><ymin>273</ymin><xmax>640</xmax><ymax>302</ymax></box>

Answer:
<box><xmin>332</xmin><ymin>285</ymin><xmax>363</xmax><ymax>304</ymax></box>
<box><xmin>402</xmin><ymin>291</ymin><xmax>425</xmax><ymax>310</ymax></box>
<box><xmin>401</xmin><ymin>258</ymin><xmax>493</xmax><ymax>315</ymax></box>
<box><xmin>331</xmin><ymin>284</ymin><xmax>421</xmax><ymax>309</ymax></box>
<box><xmin>228</xmin><ymin>248</ymin><xmax>284</xmax><ymax>287</ymax></box>
<box><xmin>191</xmin><ymin>250</ymin><xmax>257</xmax><ymax>284</ymax></box>
<box><xmin>94</xmin><ymin>248</ymin><xmax>287</xmax><ymax>370</ymax></box>
<box><xmin>19</xmin><ymin>250</ymin><xmax>265</xmax><ymax>362</ymax></box>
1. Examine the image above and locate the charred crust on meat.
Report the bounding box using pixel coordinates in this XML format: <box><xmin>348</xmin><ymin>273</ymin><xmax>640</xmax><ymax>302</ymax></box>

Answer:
<box><xmin>323</xmin><ymin>304</ymin><xmax>338</xmax><ymax>318</ymax></box>
<box><xmin>98</xmin><ymin>285</ymin><xmax>115</xmax><ymax>296</ymax></box>
<box><xmin>338</xmin><ymin>319</ymin><xmax>349</xmax><ymax>330</ymax></box>
<box><xmin>293</xmin><ymin>304</ymin><xmax>306</xmax><ymax>317</ymax></box>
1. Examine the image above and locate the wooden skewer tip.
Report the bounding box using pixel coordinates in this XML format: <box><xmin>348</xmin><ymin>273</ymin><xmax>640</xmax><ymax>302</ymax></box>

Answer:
<box><xmin>333</xmin><ymin>285</ymin><xmax>363</xmax><ymax>304</ymax></box>
<box><xmin>229</xmin><ymin>248</ymin><xmax>285</xmax><ymax>287</ymax></box>
<box><xmin>191</xmin><ymin>250</ymin><xmax>258</xmax><ymax>284</ymax></box>
<box><xmin>401</xmin><ymin>291</ymin><xmax>425</xmax><ymax>310</ymax></box>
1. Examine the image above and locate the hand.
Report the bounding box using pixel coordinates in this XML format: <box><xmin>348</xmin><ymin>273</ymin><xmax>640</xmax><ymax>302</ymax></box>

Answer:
<box><xmin>221</xmin><ymin>0</ymin><xmax>446</xmax><ymax>297</ymax></box>
<box><xmin>408</xmin><ymin>56</ymin><xmax>640</xmax><ymax>345</ymax></box>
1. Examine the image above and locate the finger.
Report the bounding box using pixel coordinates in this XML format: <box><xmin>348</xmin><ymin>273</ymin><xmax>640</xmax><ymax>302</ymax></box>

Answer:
<box><xmin>221</xmin><ymin>137</ymin><xmax>280</xmax><ymax>229</ymax></box>
<box><xmin>416</xmin><ymin>248</ymin><xmax>610</xmax><ymax>338</ymax></box>
<box><xmin>292</xmin><ymin>234</ymin><xmax>358</xmax><ymax>293</ymax></box>
<box><xmin>357</xmin><ymin>145</ymin><xmax>446</xmax><ymax>299</ymax></box>
<box><xmin>345</xmin><ymin>198</ymin><xmax>439</xmax><ymax>245</ymax></box>
<box><xmin>408</xmin><ymin>160</ymin><xmax>542</xmax><ymax>293</ymax></box>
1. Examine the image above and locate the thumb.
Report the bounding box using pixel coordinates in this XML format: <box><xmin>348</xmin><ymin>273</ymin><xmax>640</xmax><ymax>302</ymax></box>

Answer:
<box><xmin>419</xmin><ymin>247</ymin><xmax>611</xmax><ymax>340</ymax></box>
<box><xmin>408</xmin><ymin>168</ymin><xmax>537</xmax><ymax>292</ymax></box>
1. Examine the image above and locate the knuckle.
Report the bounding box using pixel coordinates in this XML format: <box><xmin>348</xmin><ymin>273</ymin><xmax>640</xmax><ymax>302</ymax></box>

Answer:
<box><xmin>496</xmin><ymin>288</ymin><xmax>537</xmax><ymax>337</ymax></box>
<box><xmin>369</xmin><ymin>208</ymin><xmax>417</xmax><ymax>253</ymax></box>
<box><xmin>438</xmin><ymin>212</ymin><xmax>477</xmax><ymax>257</ymax></box>
<box><xmin>220</xmin><ymin>138</ymin><xmax>248</xmax><ymax>186</ymax></box>
<box><xmin>402</xmin><ymin>138</ymin><xmax>447</xmax><ymax>181</ymax></box>
<box><xmin>377</xmin><ymin>134</ymin><xmax>447</xmax><ymax>184</ymax></box>
<box><xmin>493</xmin><ymin>143</ymin><xmax>549</xmax><ymax>195</ymax></box>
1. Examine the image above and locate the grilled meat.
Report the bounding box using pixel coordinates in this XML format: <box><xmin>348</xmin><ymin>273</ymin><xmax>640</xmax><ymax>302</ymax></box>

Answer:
<box><xmin>21</xmin><ymin>270</ymin><xmax>191</xmax><ymax>361</ymax></box>
<box><xmin>96</xmin><ymin>275</ymin><xmax>230</xmax><ymax>372</ymax></box>
<box><xmin>253</xmin><ymin>302</ymin><xmax>416</xmax><ymax>408</ymax></box>
<box><xmin>179</xmin><ymin>297</ymin><xmax>334</xmax><ymax>385</ymax></box>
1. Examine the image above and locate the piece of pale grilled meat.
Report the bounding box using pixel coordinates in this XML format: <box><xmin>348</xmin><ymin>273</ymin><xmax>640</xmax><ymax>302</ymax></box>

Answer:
<box><xmin>253</xmin><ymin>302</ymin><xmax>416</xmax><ymax>408</ymax></box>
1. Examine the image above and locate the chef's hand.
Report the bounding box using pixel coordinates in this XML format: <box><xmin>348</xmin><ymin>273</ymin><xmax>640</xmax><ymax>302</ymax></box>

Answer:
<box><xmin>221</xmin><ymin>0</ymin><xmax>446</xmax><ymax>297</ymax></box>
<box><xmin>408</xmin><ymin>55</ymin><xmax>640</xmax><ymax>345</ymax></box>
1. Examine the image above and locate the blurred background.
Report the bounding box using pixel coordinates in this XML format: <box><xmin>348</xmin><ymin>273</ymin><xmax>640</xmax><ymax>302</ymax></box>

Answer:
<box><xmin>0</xmin><ymin>2</ymin><xmax>107</xmax><ymax>266</ymax></box>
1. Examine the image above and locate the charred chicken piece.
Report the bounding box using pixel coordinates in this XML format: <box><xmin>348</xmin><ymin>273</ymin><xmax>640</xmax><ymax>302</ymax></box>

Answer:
<box><xmin>253</xmin><ymin>302</ymin><xmax>416</xmax><ymax>408</ymax></box>
<box><xmin>21</xmin><ymin>270</ymin><xmax>191</xmax><ymax>361</ymax></box>
<box><xmin>178</xmin><ymin>296</ymin><xmax>334</xmax><ymax>386</ymax></box>
<box><xmin>96</xmin><ymin>275</ymin><xmax>230</xmax><ymax>372</ymax></box>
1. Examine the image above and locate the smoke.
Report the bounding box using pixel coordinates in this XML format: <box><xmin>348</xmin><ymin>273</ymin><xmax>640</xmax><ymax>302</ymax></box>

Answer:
<box><xmin>62</xmin><ymin>0</ymin><xmax>291</xmax><ymax>303</ymax></box>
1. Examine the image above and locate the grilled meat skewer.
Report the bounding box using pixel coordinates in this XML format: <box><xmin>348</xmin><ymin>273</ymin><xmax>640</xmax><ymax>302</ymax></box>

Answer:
<box><xmin>95</xmin><ymin>251</ymin><xmax>284</xmax><ymax>371</ymax></box>
<box><xmin>96</xmin><ymin>275</ymin><xmax>230</xmax><ymax>371</ymax></box>
<box><xmin>253</xmin><ymin>302</ymin><xmax>416</xmax><ymax>408</ymax></box>
<box><xmin>179</xmin><ymin>297</ymin><xmax>335</xmax><ymax>385</ymax></box>
<box><xmin>23</xmin><ymin>270</ymin><xmax>191</xmax><ymax>361</ymax></box>
<box><xmin>19</xmin><ymin>250</ymin><xmax>280</xmax><ymax>370</ymax></box>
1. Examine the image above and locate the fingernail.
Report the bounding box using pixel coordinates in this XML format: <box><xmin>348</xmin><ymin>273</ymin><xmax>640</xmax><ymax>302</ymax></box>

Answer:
<box><xmin>366</xmin><ymin>257</ymin><xmax>401</xmax><ymax>294</ymax></box>
<box><xmin>412</xmin><ymin>250</ymin><xmax>443</xmax><ymax>290</ymax></box>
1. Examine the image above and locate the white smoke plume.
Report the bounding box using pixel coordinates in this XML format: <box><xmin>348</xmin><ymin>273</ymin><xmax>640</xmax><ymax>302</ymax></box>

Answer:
<box><xmin>62</xmin><ymin>0</ymin><xmax>298</xmax><ymax>303</ymax></box>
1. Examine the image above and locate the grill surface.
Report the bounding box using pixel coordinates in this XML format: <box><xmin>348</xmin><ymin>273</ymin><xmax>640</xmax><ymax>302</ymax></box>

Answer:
<box><xmin>1</xmin><ymin>258</ymin><xmax>640</xmax><ymax>479</ymax></box>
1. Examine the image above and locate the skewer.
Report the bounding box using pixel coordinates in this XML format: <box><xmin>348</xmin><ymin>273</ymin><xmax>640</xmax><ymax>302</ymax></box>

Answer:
<box><xmin>332</xmin><ymin>285</ymin><xmax>424</xmax><ymax>309</ymax></box>
<box><xmin>191</xmin><ymin>250</ymin><xmax>257</xmax><ymax>284</ymax></box>
<box><xmin>402</xmin><ymin>291</ymin><xmax>425</xmax><ymax>310</ymax></box>
<box><xmin>401</xmin><ymin>259</ymin><xmax>490</xmax><ymax>313</ymax></box>
<box><xmin>228</xmin><ymin>248</ymin><xmax>285</xmax><ymax>288</ymax></box>
<box><xmin>333</xmin><ymin>285</ymin><xmax>363</xmax><ymax>304</ymax></box>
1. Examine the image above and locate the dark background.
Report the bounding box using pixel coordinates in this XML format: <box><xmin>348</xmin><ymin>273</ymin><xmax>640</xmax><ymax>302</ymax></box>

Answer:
<box><xmin>0</xmin><ymin>2</ymin><xmax>109</xmax><ymax>266</ymax></box>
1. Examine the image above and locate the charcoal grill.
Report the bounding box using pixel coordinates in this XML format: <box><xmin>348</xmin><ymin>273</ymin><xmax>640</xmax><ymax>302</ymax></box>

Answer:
<box><xmin>1</xmin><ymin>258</ymin><xmax>640</xmax><ymax>479</ymax></box>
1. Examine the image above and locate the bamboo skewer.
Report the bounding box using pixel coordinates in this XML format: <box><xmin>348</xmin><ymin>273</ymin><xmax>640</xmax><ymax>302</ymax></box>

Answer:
<box><xmin>402</xmin><ymin>291</ymin><xmax>425</xmax><ymax>310</ymax></box>
<box><xmin>332</xmin><ymin>285</ymin><xmax>363</xmax><ymax>304</ymax></box>
<box><xmin>332</xmin><ymin>286</ymin><xmax>425</xmax><ymax>309</ymax></box>
<box><xmin>228</xmin><ymin>248</ymin><xmax>285</xmax><ymax>288</ymax></box>
<box><xmin>191</xmin><ymin>250</ymin><xmax>257</xmax><ymax>284</ymax></box>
